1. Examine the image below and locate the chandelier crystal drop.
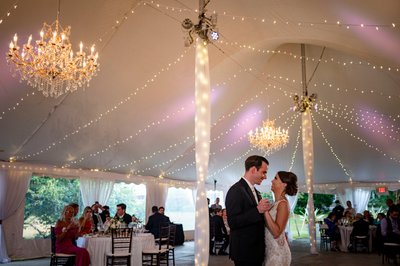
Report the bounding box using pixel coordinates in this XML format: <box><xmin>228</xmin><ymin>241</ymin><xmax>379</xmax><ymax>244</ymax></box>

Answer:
<box><xmin>248</xmin><ymin>120</ymin><xmax>289</xmax><ymax>155</ymax></box>
<box><xmin>6</xmin><ymin>19</ymin><xmax>99</xmax><ymax>98</ymax></box>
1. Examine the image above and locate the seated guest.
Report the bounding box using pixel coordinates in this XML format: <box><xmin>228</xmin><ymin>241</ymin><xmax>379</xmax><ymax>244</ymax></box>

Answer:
<box><xmin>158</xmin><ymin>206</ymin><xmax>171</xmax><ymax>223</ymax></box>
<box><xmin>211</xmin><ymin>208</ymin><xmax>229</xmax><ymax>255</ymax></box>
<box><xmin>78</xmin><ymin>206</ymin><xmax>94</xmax><ymax>236</ymax></box>
<box><xmin>146</xmin><ymin>205</ymin><xmax>170</xmax><ymax>238</ymax></box>
<box><xmin>344</xmin><ymin>200</ymin><xmax>356</xmax><ymax>219</ymax></box>
<box><xmin>91</xmin><ymin>203</ymin><xmax>103</xmax><ymax>231</ymax></box>
<box><xmin>100</xmin><ymin>205</ymin><xmax>110</xmax><ymax>223</ymax></box>
<box><xmin>376</xmin><ymin>213</ymin><xmax>386</xmax><ymax>225</ymax></box>
<box><xmin>351</xmin><ymin>213</ymin><xmax>369</xmax><ymax>238</ymax></box>
<box><xmin>324</xmin><ymin>212</ymin><xmax>340</xmax><ymax>251</ymax></box>
<box><xmin>381</xmin><ymin>208</ymin><xmax>400</xmax><ymax>243</ymax></box>
<box><xmin>55</xmin><ymin>205</ymin><xmax>90</xmax><ymax>266</ymax></box>
<box><xmin>339</xmin><ymin>210</ymin><xmax>352</xmax><ymax>225</ymax></box>
<box><xmin>68</xmin><ymin>203</ymin><xmax>80</xmax><ymax>224</ymax></box>
<box><xmin>363</xmin><ymin>210</ymin><xmax>374</xmax><ymax>225</ymax></box>
<box><xmin>114</xmin><ymin>203</ymin><xmax>132</xmax><ymax>225</ymax></box>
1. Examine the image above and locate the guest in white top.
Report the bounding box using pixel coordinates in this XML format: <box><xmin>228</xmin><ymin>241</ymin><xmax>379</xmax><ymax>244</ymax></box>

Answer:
<box><xmin>344</xmin><ymin>201</ymin><xmax>356</xmax><ymax>218</ymax></box>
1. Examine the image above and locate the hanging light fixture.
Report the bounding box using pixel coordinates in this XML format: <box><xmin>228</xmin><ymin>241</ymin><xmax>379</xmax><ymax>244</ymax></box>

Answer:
<box><xmin>6</xmin><ymin>0</ymin><xmax>99</xmax><ymax>98</ymax></box>
<box><xmin>248</xmin><ymin>119</ymin><xmax>289</xmax><ymax>155</ymax></box>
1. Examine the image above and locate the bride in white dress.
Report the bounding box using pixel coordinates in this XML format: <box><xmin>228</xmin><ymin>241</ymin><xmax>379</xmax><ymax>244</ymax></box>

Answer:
<box><xmin>263</xmin><ymin>171</ymin><xmax>298</xmax><ymax>266</ymax></box>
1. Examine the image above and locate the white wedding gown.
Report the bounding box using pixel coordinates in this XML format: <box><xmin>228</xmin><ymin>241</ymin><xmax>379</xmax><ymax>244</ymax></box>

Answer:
<box><xmin>263</xmin><ymin>199</ymin><xmax>291</xmax><ymax>266</ymax></box>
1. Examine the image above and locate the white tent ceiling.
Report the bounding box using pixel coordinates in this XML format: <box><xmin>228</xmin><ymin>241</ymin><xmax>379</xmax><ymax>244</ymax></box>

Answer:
<box><xmin>1</xmin><ymin>0</ymin><xmax>399</xmax><ymax>188</ymax></box>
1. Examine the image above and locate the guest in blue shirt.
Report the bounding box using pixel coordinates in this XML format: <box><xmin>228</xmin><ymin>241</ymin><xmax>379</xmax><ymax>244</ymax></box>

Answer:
<box><xmin>324</xmin><ymin>212</ymin><xmax>341</xmax><ymax>251</ymax></box>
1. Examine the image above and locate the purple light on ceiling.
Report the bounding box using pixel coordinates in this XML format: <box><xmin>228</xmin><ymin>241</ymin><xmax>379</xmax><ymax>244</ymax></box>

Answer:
<box><xmin>338</xmin><ymin>10</ymin><xmax>400</xmax><ymax>64</ymax></box>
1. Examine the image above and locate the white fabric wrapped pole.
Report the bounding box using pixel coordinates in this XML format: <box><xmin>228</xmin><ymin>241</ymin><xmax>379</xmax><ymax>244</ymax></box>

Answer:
<box><xmin>302</xmin><ymin>110</ymin><xmax>318</xmax><ymax>254</ymax></box>
<box><xmin>194</xmin><ymin>38</ymin><xmax>211</xmax><ymax>266</ymax></box>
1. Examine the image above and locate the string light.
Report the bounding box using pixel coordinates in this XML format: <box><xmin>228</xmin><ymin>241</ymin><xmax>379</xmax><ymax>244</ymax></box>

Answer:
<box><xmin>0</xmin><ymin>1</ymin><xmax>18</xmax><ymax>26</ymax></box>
<box><xmin>315</xmin><ymin>110</ymin><xmax>400</xmax><ymax>164</ymax></box>
<box><xmin>15</xmin><ymin>49</ymin><xmax>190</xmax><ymax>160</ymax></box>
<box><xmin>311</xmin><ymin>113</ymin><xmax>353</xmax><ymax>182</ymax></box>
<box><xmin>217</xmin><ymin>40</ymin><xmax>400</xmax><ymax>74</ymax></box>
<box><xmin>145</xmin><ymin>0</ymin><xmax>398</xmax><ymax>31</ymax></box>
<box><xmin>288</xmin><ymin>126</ymin><xmax>301</xmax><ymax>172</ymax></box>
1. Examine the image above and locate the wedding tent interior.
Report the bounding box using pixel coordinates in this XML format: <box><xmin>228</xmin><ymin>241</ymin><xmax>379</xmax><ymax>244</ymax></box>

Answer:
<box><xmin>1</xmin><ymin>0</ymin><xmax>400</xmax><ymax>263</ymax></box>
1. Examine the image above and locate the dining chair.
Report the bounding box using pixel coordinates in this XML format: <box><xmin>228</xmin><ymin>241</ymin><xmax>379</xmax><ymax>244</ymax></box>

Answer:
<box><xmin>164</xmin><ymin>224</ymin><xmax>176</xmax><ymax>266</ymax></box>
<box><xmin>50</xmin><ymin>227</ymin><xmax>76</xmax><ymax>266</ymax></box>
<box><xmin>142</xmin><ymin>225</ymin><xmax>170</xmax><ymax>265</ymax></box>
<box><xmin>106</xmin><ymin>228</ymin><xmax>133</xmax><ymax>266</ymax></box>
<box><xmin>209</xmin><ymin>220</ymin><xmax>224</xmax><ymax>255</ymax></box>
<box><xmin>319</xmin><ymin>227</ymin><xmax>331</xmax><ymax>251</ymax></box>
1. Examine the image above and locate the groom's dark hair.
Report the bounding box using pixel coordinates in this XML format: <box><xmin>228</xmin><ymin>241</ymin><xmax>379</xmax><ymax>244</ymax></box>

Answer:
<box><xmin>245</xmin><ymin>155</ymin><xmax>269</xmax><ymax>171</ymax></box>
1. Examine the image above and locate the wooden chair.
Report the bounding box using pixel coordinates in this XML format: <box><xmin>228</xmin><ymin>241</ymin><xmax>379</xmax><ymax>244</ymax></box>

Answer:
<box><xmin>142</xmin><ymin>225</ymin><xmax>170</xmax><ymax>265</ymax></box>
<box><xmin>106</xmin><ymin>228</ymin><xmax>133</xmax><ymax>266</ymax></box>
<box><xmin>382</xmin><ymin>242</ymin><xmax>400</xmax><ymax>265</ymax></box>
<box><xmin>50</xmin><ymin>226</ymin><xmax>76</xmax><ymax>266</ymax></box>
<box><xmin>164</xmin><ymin>224</ymin><xmax>176</xmax><ymax>266</ymax></box>
<box><xmin>209</xmin><ymin>219</ymin><xmax>225</xmax><ymax>255</ymax></box>
<box><xmin>319</xmin><ymin>227</ymin><xmax>331</xmax><ymax>251</ymax></box>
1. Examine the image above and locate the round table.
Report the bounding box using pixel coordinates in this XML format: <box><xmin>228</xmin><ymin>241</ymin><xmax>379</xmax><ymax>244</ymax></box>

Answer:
<box><xmin>77</xmin><ymin>233</ymin><xmax>155</xmax><ymax>266</ymax></box>
<box><xmin>338</xmin><ymin>225</ymin><xmax>376</xmax><ymax>252</ymax></box>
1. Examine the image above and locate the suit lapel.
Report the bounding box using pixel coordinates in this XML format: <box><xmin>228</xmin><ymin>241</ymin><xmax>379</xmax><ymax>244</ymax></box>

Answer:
<box><xmin>240</xmin><ymin>178</ymin><xmax>257</xmax><ymax>206</ymax></box>
<box><xmin>255</xmin><ymin>188</ymin><xmax>262</xmax><ymax>202</ymax></box>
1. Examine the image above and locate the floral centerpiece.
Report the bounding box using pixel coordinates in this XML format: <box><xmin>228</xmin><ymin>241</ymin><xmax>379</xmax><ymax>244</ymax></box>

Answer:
<box><xmin>103</xmin><ymin>217</ymin><xmax>125</xmax><ymax>233</ymax></box>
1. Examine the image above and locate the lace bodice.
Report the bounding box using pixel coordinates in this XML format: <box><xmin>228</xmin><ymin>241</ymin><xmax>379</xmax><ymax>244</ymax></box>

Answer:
<box><xmin>263</xmin><ymin>199</ymin><xmax>291</xmax><ymax>266</ymax></box>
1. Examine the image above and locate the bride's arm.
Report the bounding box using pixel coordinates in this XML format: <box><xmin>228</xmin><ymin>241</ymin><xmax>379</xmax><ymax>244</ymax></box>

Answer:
<box><xmin>264</xmin><ymin>201</ymin><xmax>289</xmax><ymax>239</ymax></box>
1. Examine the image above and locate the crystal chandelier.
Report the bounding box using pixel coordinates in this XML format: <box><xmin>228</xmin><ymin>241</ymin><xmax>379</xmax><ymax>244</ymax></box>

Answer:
<box><xmin>248</xmin><ymin>120</ymin><xmax>289</xmax><ymax>155</ymax></box>
<box><xmin>6</xmin><ymin>14</ymin><xmax>99</xmax><ymax>98</ymax></box>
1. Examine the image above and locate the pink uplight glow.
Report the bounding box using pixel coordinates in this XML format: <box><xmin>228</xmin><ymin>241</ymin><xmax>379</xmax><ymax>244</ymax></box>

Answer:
<box><xmin>338</xmin><ymin>10</ymin><xmax>400</xmax><ymax>64</ymax></box>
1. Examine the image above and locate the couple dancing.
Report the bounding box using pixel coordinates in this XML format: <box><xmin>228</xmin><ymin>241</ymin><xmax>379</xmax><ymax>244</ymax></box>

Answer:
<box><xmin>226</xmin><ymin>155</ymin><xmax>298</xmax><ymax>266</ymax></box>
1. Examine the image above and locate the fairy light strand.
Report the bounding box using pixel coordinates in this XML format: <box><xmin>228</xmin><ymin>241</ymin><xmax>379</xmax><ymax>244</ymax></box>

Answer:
<box><xmin>311</xmin><ymin>112</ymin><xmax>353</xmax><ymax>182</ymax></box>
<box><xmin>0</xmin><ymin>1</ymin><xmax>19</xmax><ymax>26</ymax></box>
<box><xmin>16</xmin><ymin>49</ymin><xmax>190</xmax><ymax>160</ymax></box>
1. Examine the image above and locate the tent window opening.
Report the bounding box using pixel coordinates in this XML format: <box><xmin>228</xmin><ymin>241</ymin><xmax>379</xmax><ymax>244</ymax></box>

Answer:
<box><xmin>107</xmin><ymin>182</ymin><xmax>146</xmax><ymax>223</ymax></box>
<box><xmin>23</xmin><ymin>175</ymin><xmax>82</xmax><ymax>239</ymax></box>
<box><xmin>165</xmin><ymin>187</ymin><xmax>195</xmax><ymax>230</ymax></box>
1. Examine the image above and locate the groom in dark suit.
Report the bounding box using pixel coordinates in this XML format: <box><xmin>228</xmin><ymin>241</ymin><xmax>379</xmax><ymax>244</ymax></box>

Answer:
<box><xmin>226</xmin><ymin>155</ymin><xmax>270</xmax><ymax>266</ymax></box>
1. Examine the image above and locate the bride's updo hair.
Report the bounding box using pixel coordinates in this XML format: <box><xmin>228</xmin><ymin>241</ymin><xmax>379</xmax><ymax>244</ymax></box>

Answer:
<box><xmin>278</xmin><ymin>171</ymin><xmax>298</xmax><ymax>196</ymax></box>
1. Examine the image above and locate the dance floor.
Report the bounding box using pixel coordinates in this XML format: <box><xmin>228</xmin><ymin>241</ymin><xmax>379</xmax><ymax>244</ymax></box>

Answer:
<box><xmin>8</xmin><ymin>239</ymin><xmax>385</xmax><ymax>266</ymax></box>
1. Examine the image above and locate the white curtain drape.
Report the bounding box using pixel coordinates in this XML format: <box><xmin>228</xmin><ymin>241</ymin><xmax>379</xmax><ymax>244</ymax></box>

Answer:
<box><xmin>354</xmin><ymin>188</ymin><xmax>371</xmax><ymax>213</ymax></box>
<box><xmin>145</xmin><ymin>182</ymin><xmax>169</xmax><ymax>219</ymax></box>
<box><xmin>0</xmin><ymin>169</ymin><xmax>31</xmax><ymax>263</ymax></box>
<box><xmin>337</xmin><ymin>187</ymin><xmax>354</xmax><ymax>209</ymax></box>
<box><xmin>286</xmin><ymin>194</ymin><xmax>299</xmax><ymax>242</ymax></box>
<box><xmin>337</xmin><ymin>187</ymin><xmax>371</xmax><ymax>214</ymax></box>
<box><xmin>79</xmin><ymin>177</ymin><xmax>114</xmax><ymax>207</ymax></box>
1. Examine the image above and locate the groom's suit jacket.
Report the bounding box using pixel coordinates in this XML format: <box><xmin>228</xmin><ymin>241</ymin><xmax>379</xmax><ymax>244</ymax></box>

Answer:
<box><xmin>226</xmin><ymin>178</ymin><xmax>265</xmax><ymax>264</ymax></box>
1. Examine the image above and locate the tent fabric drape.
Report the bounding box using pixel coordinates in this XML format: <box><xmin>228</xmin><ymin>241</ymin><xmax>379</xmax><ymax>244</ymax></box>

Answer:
<box><xmin>79</xmin><ymin>177</ymin><xmax>114</xmax><ymax>207</ymax></box>
<box><xmin>354</xmin><ymin>188</ymin><xmax>371</xmax><ymax>213</ymax></box>
<box><xmin>145</xmin><ymin>182</ymin><xmax>169</xmax><ymax>219</ymax></box>
<box><xmin>0</xmin><ymin>169</ymin><xmax>31</xmax><ymax>263</ymax></box>
<box><xmin>337</xmin><ymin>187</ymin><xmax>372</xmax><ymax>214</ymax></box>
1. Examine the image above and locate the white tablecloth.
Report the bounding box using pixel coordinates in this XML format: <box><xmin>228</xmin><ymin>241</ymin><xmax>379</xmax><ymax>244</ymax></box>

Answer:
<box><xmin>77</xmin><ymin>233</ymin><xmax>155</xmax><ymax>266</ymax></box>
<box><xmin>338</xmin><ymin>225</ymin><xmax>376</xmax><ymax>252</ymax></box>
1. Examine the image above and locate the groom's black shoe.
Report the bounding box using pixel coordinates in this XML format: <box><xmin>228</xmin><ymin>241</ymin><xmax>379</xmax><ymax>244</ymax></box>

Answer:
<box><xmin>218</xmin><ymin>251</ymin><xmax>229</xmax><ymax>255</ymax></box>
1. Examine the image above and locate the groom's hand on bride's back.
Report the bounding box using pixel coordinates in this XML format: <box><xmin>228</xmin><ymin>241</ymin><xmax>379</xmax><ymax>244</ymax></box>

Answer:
<box><xmin>257</xmin><ymin>198</ymin><xmax>270</xmax><ymax>213</ymax></box>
